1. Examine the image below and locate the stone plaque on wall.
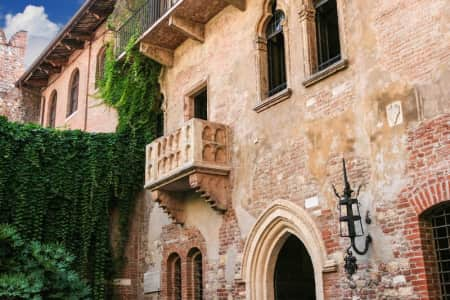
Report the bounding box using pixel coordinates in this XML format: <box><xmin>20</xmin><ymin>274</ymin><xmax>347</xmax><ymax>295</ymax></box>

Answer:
<box><xmin>144</xmin><ymin>271</ymin><xmax>161</xmax><ymax>294</ymax></box>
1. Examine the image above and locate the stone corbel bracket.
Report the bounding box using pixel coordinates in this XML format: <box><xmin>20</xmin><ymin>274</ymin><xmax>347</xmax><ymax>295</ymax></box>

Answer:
<box><xmin>152</xmin><ymin>190</ymin><xmax>186</xmax><ymax>224</ymax></box>
<box><xmin>189</xmin><ymin>173</ymin><xmax>229</xmax><ymax>212</ymax></box>
<box><xmin>140</xmin><ymin>42</ymin><xmax>174</xmax><ymax>67</ymax></box>
<box><xmin>151</xmin><ymin>171</ymin><xmax>230</xmax><ymax>225</ymax></box>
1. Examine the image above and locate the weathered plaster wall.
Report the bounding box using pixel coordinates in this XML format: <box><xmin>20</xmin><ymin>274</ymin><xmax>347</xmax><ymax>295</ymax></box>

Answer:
<box><xmin>40</xmin><ymin>23</ymin><xmax>117</xmax><ymax>132</ymax></box>
<box><xmin>143</xmin><ymin>0</ymin><xmax>450</xmax><ymax>299</ymax></box>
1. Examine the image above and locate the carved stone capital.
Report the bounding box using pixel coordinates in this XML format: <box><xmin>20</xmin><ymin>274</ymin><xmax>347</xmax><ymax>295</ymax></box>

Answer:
<box><xmin>298</xmin><ymin>5</ymin><xmax>315</xmax><ymax>22</ymax></box>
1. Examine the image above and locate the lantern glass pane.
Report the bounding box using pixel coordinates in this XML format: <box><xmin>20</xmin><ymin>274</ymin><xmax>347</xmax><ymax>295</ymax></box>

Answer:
<box><xmin>340</xmin><ymin>220</ymin><xmax>349</xmax><ymax>237</ymax></box>
<box><xmin>352</xmin><ymin>202</ymin><xmax>364</xmax><ymax>237</ymax></box>
<box><xmin>353</xmin><ymin>219</ymin><xmax>364</xmax><ymax>236</ymax></box>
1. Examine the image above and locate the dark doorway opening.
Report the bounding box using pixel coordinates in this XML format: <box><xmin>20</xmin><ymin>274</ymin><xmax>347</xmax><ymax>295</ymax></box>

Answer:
<box><xmin>274</xmin><ymin>234</ymin><xmax>316</xmax><ymax>300</ymax></box>
<box><xmin>194</xmin><ymin>87</ymin><xmax>208</xmax><ymax>120</ymax></box>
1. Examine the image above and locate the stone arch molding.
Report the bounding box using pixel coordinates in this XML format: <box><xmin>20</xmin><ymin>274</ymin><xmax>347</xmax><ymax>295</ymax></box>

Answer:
<box><xmin>241</xmin><ymin>200</ymin><xmax>337</xmax><ymax>300</ymax></box>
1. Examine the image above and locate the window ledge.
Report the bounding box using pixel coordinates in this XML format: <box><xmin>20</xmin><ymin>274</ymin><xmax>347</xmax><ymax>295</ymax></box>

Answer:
<box><xmin>254</xmin><ymin>88</ymin><xmax>292</xmax><ymax>113</ymax></box>
<box><xmin>65</xmin><ymin>111</ymin><xmax>78</xmax><ymax>122</ymax></box>
<box><xmin>302</xmin><ymin>59</ymin><xmax>349</xmax><ymax>87</ymax></box>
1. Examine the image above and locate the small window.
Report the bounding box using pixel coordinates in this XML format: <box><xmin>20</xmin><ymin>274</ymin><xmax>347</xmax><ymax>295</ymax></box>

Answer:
<box><xmin>188</xmin><ymin>248</ymin><xmax>203</xmax><ymax>300</ymax></box>
<box><xmin>48</xmin><ymin>91</ymin><xmax>57</xmax><ymax>128</ymax></box>
<box><xmin>156</xmin><ymin>111</ymin><xmax>164</xmax><ymax>137</ymax></box>
<box><xmin>194</xmin><ymin>87</ymin><xmax>208</xmax><ymax>120</ymax></box>
<box><xmin>95</xmin><ymin>47</ymin><xmax>106</xmax><ymax>88</ymax></box>
<box><xmin>167</xmin><ymin>253</ymin><xmax>182</xmax><ymax>300</ymax></box>
<box><xmin>193</xmin><ymin>253</ymin><xmax>203</xmax><ymax>300</ymax></box>
<box><xmin>315</xmin><ymin>0</ymin><xmax>341</xmax><ymax>71</ymax></box>
<box><xmin>266</xmin><ymin>4</ymin><xmax>287</xmax><ymax>96</ymax></box>
<box><xmin>429</xmin><ymin>204</ymin><xmax>450</xmax><ymax>298</ymax></box>
<box><xmin>174</xmin><ymin>257</ymin><xmax>182</xmax><ymax>300</ymax></box>
<box><xmin>67</xmin><ymin>69</ymin><xmax>79</xmax><ymax>117</ymax></box>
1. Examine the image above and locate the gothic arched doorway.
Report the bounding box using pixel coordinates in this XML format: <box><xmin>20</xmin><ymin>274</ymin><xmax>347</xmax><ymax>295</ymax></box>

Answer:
<box><xmin>274</xmin><ymin>234</ymin><xmax>316</xmax><ymax>300</ymax></box>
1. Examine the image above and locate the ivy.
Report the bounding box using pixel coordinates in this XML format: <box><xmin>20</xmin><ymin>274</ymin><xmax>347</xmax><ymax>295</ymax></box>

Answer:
<box><xmin>0</xmin><ymin>118</ymin><xmax>146</xmax><ymax>298</ymax></box>
<box><xmin>0</xmin><ymin>34</ymin><xmax>162</xmax><ymax>299</ymax></box>
<box><xmin>99</xmin><ymin>36</ymin><xmax>162</xmax><ymax>142</ymax></box>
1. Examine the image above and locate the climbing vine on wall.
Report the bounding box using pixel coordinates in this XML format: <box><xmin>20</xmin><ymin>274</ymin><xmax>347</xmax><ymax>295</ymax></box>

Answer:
<box><xmin>99</xmin><ymin>36</ymin><xmax>163</xmax><ymax>142</ymax></box>
<box><xmin>0</xmin><ymin>117</ymin><xmax>145</xmax><ymax>299</ymax></box>
<box><xmin>0</xmin><ymin>35</ymin><xmax>162</xmax><ymax>299</ymax></box>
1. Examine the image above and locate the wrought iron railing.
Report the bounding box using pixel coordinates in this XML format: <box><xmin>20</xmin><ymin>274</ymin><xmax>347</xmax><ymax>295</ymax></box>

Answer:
<box><xmin>115</xmin><ymin>0</ymin><xmax>179</xmax><ymax>57</ymax></box>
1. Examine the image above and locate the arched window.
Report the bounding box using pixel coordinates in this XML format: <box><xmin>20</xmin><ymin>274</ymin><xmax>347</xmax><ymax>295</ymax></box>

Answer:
<box><xmin>95</xmin><ymin>47</ymin><xmax>106</xmax><ymax>88</ymax></box>
<box><xmin>48</xmin><ymin>91</ymin><xmax>57</xmax><ymax>128</ymax></box>
<box><xmin>187</xmin><ymin>248</ymin><xmax>203</xmax><ymax>300</ymax></box>
<box><xmin>67</xmin><ymin>69</ymin><xmax>79</xmax><ymax>117</ymax></box>
<box><xmin>167</xmin><ymin>253</ymin><xmax>182</xmax><ymax>300</ymax></box>
<box><xmin>266</xmin><ymin>3</ymin><xmax>287</xmax><ymax>97</ymax></box>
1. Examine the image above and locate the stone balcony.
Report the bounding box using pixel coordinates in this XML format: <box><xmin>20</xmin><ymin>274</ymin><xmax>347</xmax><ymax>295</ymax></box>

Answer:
<box><xmin>116</xmin><ymin>0</ymin><xmax>246</xmax><ymax>65</ymax></box>
<box><xmin>145</xmin><ymin>118</ymin><xmax>231</xmax><ymax>224</ymax></box>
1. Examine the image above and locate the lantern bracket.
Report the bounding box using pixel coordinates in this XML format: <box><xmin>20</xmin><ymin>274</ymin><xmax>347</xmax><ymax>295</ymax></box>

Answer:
<box><xmin>333</xmin><ymin>159</ymin><xmax>373</xmax><ymax>276</ymax></box>
<box><xmin>350</xmin><ymin>234</ymin><xmax>372</xmax><ymax>255</ymax></box>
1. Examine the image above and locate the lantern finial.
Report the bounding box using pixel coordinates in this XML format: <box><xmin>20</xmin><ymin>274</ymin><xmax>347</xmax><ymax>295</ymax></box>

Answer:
<box><xmin>342</xmin><ymin>159</ymin><xmax>353</xmax><ymax>197</ymax></box>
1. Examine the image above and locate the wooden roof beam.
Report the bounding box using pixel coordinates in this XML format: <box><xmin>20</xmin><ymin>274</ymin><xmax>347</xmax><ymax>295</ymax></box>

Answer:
<box><xmin>88</xmin><ymin>6</ymin><xmax>111</xmax><ymax>18</ymax></box>
<box><xmin>68</xmin><ymin>32</ymin><xmax>92</xmax><ymax>41</ymax></box>
<box><xmin>39</xmin><ymin>63</ymin><xmax>62</xmax><ymax>74</ymax></box>
<box><xmin>26</xmin><ymin>78</ymin><xmax>49</xmax><ymax>87</ymax></box>
<box><xmin>45</xmin><ymin>57</ymin><xmax>69</xmax><ymax>67</ymax></box>
<box><xmin>61</xmin><ymin>39</ymin><xmax>85</xmax><ymax>50</ymax></box>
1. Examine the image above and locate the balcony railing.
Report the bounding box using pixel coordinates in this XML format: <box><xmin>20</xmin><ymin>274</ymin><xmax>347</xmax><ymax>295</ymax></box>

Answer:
<box><xmin>115</xmin><ymin>0</ymin><xmax>246</xmax><ymax>64</ymax></box>
<box><xmin>145</xmin><ymin>118</ymin><xmax>231</xmax><ymax>190</ymax></box>
<box><xmin>115</xmin><ymin>0</ymin><xmax>179</xmax><ymax>57</ymax></box>
<box><xmin>145</xmin><ymin>119</ymin><xmax>231</xmax><ymax>224</ymax></box>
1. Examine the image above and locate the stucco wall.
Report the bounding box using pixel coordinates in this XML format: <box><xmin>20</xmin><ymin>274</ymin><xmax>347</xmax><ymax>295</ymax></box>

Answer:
<box><xmin>40</xmin><ymin>23</ymin><xmax>118</xmax><ymax>132</ymax></box>
<box><xmin>143</xmin><ymin>0</ymin><xmax>450</xmax><ymax>299</ymax></box>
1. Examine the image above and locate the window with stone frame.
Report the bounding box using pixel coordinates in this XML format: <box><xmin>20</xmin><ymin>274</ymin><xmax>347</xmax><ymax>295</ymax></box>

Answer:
<box><xmin>184</xmin><ymin>82</ymin><xmax>208</xmax><ymax>121</ymax></box>
<box><xmin>300</xmin><ymin>0</ymin><xmax>346</xmax><ymax>82</ymax></box>
<box><xmin>193</xmin><ymin>87</ymin><xmax>208</xmax><ymax>120</ymax></box>
<box><xmin>187</xmin><ymin>248</ymin><xmax>203</xmax><ymax>300</ymax></box>
<box><xmin>254</xmin><ymin>0</ymin><xmax>292</xmax><ymax>111</ymax></box>
<box><xmin>95</xmin><ymin>47</ymin><xmax>106</xmax><ymax>89</ymax></box>
<box><xmin>266</xmin><ymin>3</ymin><xmax>287</xmax><ymax>97</ymax></box>
<box><xmin>48</xmin><ymin>91</ymin><xmax>57</xmax><ymax>128</ymax></box>
<box><xmin>167</xmin><ymin>253</ymin><xmax>182</xmax><ymax>300</ymax></box>
<box><xmin>315</xmin><ymin>0</ymin><xmax>341</xmax><ymax>70</ymax></box>
<box><xmin>67</xmin><ymin>69</ymin><xmax>80</xmax><ymax>117</ymax></box>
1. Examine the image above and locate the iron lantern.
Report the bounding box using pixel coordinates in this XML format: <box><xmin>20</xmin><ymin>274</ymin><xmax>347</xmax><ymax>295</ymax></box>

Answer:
<box><xmin>333</xmin><ymin>159</ymin><xmax>372</xmax><ymax>277</ymax></box>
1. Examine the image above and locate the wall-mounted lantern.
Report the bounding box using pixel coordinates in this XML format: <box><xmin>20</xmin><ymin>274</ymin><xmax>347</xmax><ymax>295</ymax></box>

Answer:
<box><xmin>332</xmin><ymin>159</ymin><xmax>372</xmax><ymax>277</ymax></box>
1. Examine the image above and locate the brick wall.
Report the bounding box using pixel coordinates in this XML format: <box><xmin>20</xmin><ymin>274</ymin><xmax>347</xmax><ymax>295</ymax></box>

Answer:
<box><xmin>375</xmin><ymin>114</ymin><xmax>450</xmax><ymax>299</ymax></box>
<box><xmin>87</xmin><ymin>0</ymin><xmax>450</xmax><ymax>298</ymax></box>
<box><xmin>0</xmin><ymin>29</ymin><xmax>39</xmax><ymax>123</ymax></box>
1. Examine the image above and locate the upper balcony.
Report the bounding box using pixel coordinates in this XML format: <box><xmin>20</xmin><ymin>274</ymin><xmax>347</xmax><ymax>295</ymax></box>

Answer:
<box><xmin>115</xmin><ymin>0</ymin><xmax>246</xmax><ymax>65</ymax></box>
<box><xmin>145</xmin><ymin>118</ymin><xmax>231</xmax><ymax>224</ymax></box>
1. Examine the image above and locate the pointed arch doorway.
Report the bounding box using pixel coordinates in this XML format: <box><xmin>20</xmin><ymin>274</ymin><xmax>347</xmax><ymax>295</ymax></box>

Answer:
<box><xmin>274</xmin><ymin>234</ymin><xmax>316</xmax><ymax>300</ymax></box>
<box><xmin>242</xmin><ymin>200</ymin><xmax>337</xmax><ymax>300</ymax></box>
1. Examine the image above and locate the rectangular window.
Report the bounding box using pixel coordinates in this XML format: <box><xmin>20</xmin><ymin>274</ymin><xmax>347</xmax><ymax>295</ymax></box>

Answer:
<box><xmin>315</xmin><ymin>0</ymin><xmax>341</xmax><ymax>71</ymax></box>
<box><xmin>194</xmin><ymin>87</ymin><xmax>208</xmax><ymax>120</ymax></box>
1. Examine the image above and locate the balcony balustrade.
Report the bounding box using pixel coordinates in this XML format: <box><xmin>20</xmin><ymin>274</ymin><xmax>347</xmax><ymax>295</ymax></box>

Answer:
<box><xmin>145</xmin><ymin>118</ymin><xmax>231</xmax><ymax>224</ymax></box>
<box><xmin>116</xmin><ymin>0</ymin><xmax>246</xmax><ymax>65</ymax></box>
